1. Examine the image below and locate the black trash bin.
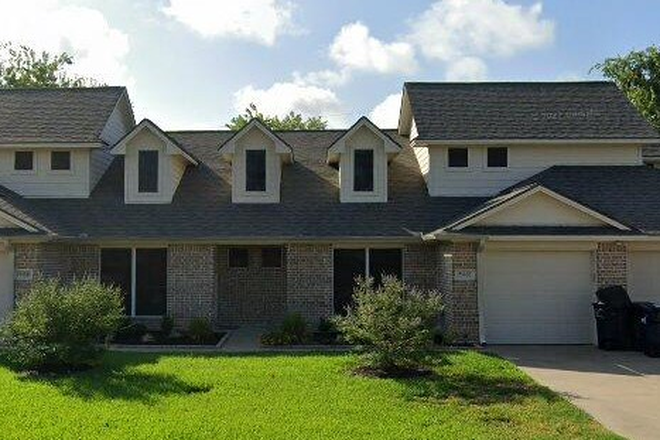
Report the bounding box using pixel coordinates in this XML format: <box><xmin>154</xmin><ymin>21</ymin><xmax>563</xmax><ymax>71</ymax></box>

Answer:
<box><xmin>632</xmin><ymin>302</ymin><xmax>660</xmax><ymax>357</ymax></box>
<box><xmin>593</xmin><ymin>286</ymin><xmax>634</xmax><ymax>350</ymax></box>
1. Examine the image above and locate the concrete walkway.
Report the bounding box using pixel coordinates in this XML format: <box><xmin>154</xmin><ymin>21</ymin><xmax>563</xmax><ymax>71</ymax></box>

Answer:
<box><xmin>491</xmin><ymin>345</ymin><xmax>660</xmax><ymax>440</ymax></box>
<box><xmin>219</xmin><ymin>326</ymin><xmax>265</xmax><ymax>352</ymax></box>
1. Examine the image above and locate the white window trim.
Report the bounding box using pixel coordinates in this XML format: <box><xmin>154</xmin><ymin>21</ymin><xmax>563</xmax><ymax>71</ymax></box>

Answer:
<box><xmin>137</xmin><ymin>148</ymin><xmax>161</xmax><ymax>195</ymax></box>
<box><xmin>48</xmin><ymin>150</ymin><xmax>74</xmax><ymax>175</ymax></box>
<box><xmin>445</xmin><ymin>147</ymin><xmax>471</xmax><ymax>172</ymax></box>
<box><xmin>484</xmin><ymin>146</ymin><xmax>509</xmax><ymax>170</ymax></box>
<box><xmin>12</xmin><ymin>151</ymin><xmax>36</xmax><ymax>175</ymax></box>
<box><xmin>352</xmin><ymin>148</ymin><xmax>376</xmax><ymax>194</ymax></box>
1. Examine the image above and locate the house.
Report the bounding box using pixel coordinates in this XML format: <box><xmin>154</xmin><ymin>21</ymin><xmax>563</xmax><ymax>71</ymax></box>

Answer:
<box><xmin>0</xmin><ymin>81</ymin><xmax>659</xmax><ymax>345</ymax></box>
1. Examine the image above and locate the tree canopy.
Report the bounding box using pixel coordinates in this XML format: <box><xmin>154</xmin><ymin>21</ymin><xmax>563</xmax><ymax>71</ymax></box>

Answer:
<box><xmin>594</xmin><ymin>46</ymin><xmax>660</xmax><ymax>131</ymax></box>
<box><xmin>226</xmin><ymin>103</ymin><xmax>328</xmax><ymax>131</ymax></box>
<box><xmin>0</xmin><ymin>42</ymin><xmax>98</xmax><ymax>88</ymax></box>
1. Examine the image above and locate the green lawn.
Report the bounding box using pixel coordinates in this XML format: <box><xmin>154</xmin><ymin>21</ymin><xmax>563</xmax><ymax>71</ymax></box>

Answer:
<box><xmin>0</xmin><ymin>350</ymin><xmax>619</xmax><ymax>439</ymax></box>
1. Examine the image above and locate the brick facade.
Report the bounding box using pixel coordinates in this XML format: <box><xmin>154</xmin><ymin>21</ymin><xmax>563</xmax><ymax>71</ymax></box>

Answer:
<box><xmin>595</xmin><ymin>242</ymin><xmax>628</xmax><ymax>288</ymax></box>
<box><xmin>403</xmin><ymin>243</ymin><xmax>439</xmax><ymax>291</ymax></box>
<box><xmin>216</xmin><ymin>246</ymin><xmax>287</xmax><ymax>327</ymax></box>
<box><xmin>286</xmin><ymin>243</ymin><xmax>333</xmax><ymax>324</ymax></box>
<box><xmin>441</xmin><ymin>242</ymin><xmax>480</xmax><ymax>344</ymax></box>
<box><xmin>167</xmin><ymin>244</ymin><xmax>217</xmax><ymax>327</ymax></box>
<box><xmin>13</xmin><ymin>243</ymin><xmax>100</xmax><ymax>295</ymax></box>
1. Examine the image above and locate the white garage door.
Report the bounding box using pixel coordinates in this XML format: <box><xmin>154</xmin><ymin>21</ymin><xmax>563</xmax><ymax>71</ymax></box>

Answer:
<box><xmin>0</xmin><ymin>250</ymin><xmax>13</xmax><ymax>322</ymax></box>
<box><xmin>629</xmin><ymin>252</ymin><xmax>660</xmax><ymax>304</ymax></box>
<box><xmin>482</xmin><ymin>250</ymin><xmax>594</xmax><ymax>344</ymax></box>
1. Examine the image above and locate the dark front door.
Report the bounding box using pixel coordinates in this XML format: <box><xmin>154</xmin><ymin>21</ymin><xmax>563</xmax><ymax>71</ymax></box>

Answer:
<box><xmin>100</xmin><ymin>248</ymin><xmax>132</xmax><ymax>314</ymax></box>
<box><xmin>333</xmin><ymin>249</ymin><xmax>366</xmax><ymax>314</ymax></box>
<box><xmin>135</xmin><ymin>249</ymin><xmax>167</xmax><ymax>316</ymax></box>
<box><xmin>369</xmin><ymin>248</ymin><xmax>403</xmax><ymax>286</ymax></box>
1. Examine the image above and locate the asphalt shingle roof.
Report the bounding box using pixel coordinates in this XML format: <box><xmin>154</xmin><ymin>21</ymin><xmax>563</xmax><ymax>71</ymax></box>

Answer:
<box><xmin>0</xmin><ymin>130</ymin><xmax>484</xmax><ymax>240</ymax></box>
<box><xmin>405</xmin><ymin>81</ymin><xmax>660</xmax><ymax>141</ymax></box>
<box><xmin>0</xmin><ymin>87</ymin><xmax>126</xmax><ymax>143</ymax></box>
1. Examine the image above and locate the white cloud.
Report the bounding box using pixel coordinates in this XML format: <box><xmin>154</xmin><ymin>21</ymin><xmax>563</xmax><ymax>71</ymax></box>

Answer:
<box><xmin>409</xmin><ymin>0</ymin><xmax>554</xmax><ymax>62</ymax></box>
<box><xmin>293</xmin><ymin>69</ymin><xmax>351</xmax><ymax>87</ymax></box>
<box><xmin>232</xmin><ymin>81</ymin><xmax>347</xmax><ymax>127</ymax></box>
<box><xmin>445</xmin><ymin>57</ymin><xmax>488</xmax><ymax>81</ymax></box>
<box><xmin>162</xmin><ymin>0</ymin><xmax>296</xmax><ymax>46</ymax></box>
<box><xmin>0</xmin><ymin>0</ymin><xmax>131</xmax><ymax>85</ymax></box>
<box><xmin>329</xmin><ymin>22</ymin><xmax>417</xmax><ymax>75</ymax></box>
<box><xmin>369</xmin><ymin>93</ymin><xmax>402</xmax><ymax>128</ymax></box>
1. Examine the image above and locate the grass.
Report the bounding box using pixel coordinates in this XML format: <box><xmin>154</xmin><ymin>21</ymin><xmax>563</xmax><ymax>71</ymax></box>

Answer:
<box><xmin>0</xmin><ymin>350</ymin><xmax>620</xmax><ymax>439</ymax></box>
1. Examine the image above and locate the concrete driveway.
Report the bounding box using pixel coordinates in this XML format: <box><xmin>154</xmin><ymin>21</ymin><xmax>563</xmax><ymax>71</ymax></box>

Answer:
<box><xmin>491</xmin><ymin>346</ymin><xmax>660</xmax><ymax>440</ymax></box>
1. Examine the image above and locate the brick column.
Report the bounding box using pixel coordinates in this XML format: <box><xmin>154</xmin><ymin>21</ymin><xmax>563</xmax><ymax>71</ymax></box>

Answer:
<box><xmin>441</xmin><ymin>242</ymin><xmax>480</xmax><ymax>344</ymax></box>
<box><xmin>403</xmin><ymin>243</ymin><xmax>439</xmax><ymax>291</ymax></box>
<box><xmin>286</xmin><ymin>243</ymin><xmax>333</xmax><ymax>324</ymax></box>
<box><xmin>167</xmin><ymin>244</ymin><xmax>217</xmax><ymax>327</ymax></box>
<box><xmin>595</xmin><ymin>242</ymin><xmax>628</xmax><ymax>288</ymax></box>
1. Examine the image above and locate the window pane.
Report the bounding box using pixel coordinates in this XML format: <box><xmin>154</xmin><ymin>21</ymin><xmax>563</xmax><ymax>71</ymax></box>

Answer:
<box><xmin>138</xmin><ymin>150</ymin><xmax>159</xmax><ymax>193</ymax></box>
<box><xmin>262</xmin><ymin>247</ymin><xmax>282</xmax><ymax>268</ymax></box>
<box><xmin>14</xmin><ymin>151</ymin><xmax>33</xmax><ymax>170</ymax></box>
<box><xmin>246</xmin><ymin>150</ymin><xmax>266</xmax><ymax>191</ymax></box>
<box><xmin>487</xmin><ymin>147</ymin><xmax>508</xmax><ymax>167</ymax></box>
<box><xmin>448</xmin><ymin>148</ymin><xmax>468</xmax><ymax>167</ymax></box>
<box><xmin>135</xmin><ymin>249</ymin><xmax>167</xmax><ymax>316</ymax></box>
<box><xmin>100</xmin><ymin>248</ymin><xmax>132</xmax><ymax>314</ymax></box>
<box><xmin>369</xmin><ymin>248</ymin><xmax>402</xmax><ymax>286</ymax></box>
<box><xmin>229</xmin><ymin>248</ymin><xmax>249</xmax><ymax>268</ymax></box>
<box><xmin>51</xmin><ymin>151</ymin><xmax>71</xmax><ymax>170</ymax></box>
<box><xmin>353</xmin><ymin>149</ymin><xmax>374</xmax><ymax>192</ymax></box>
<box><xmin>333</xmin><ymin>249</ymin><xmax>366</xmax><ymax>314</ymax></box>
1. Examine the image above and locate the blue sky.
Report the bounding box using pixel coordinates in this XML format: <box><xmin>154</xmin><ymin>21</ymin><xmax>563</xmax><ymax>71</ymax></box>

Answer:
<box><xmin>0</xmin><ymin>0</ymin><xmax>658</xmax><ymax>129</ymax></box>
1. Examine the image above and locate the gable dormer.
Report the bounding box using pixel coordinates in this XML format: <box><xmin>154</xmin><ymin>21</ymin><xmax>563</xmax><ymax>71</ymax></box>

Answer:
<box><xmin>111</xmin><ymin>119</ymin><xmax>198</xmax><ymax>204</ymax></box>
<box><xmin>327</xmin><ymin>117</ymin><xmax>401</xmax><ymax>203</ymax></box>
<box><xmin>218</xmin><ymin>119</ymin><xmax>293</xmax><ymax>204</ymax></box>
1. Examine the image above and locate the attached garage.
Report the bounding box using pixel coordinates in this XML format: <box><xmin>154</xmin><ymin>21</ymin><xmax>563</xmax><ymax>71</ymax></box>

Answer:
<box><xmin>480</xmin><ymin>247</ymin><xmax>595</xmax><ymax>344</ymax></box>
<box><xmin>628</xmin><ymin>250</ymin><xmax>660</xmax><ymax>304</ymax></box>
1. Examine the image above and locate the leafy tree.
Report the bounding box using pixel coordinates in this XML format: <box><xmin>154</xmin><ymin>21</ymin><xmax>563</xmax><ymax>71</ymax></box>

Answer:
<box><xmin>226</xmin><ymin>103</ymin><xmax>328</xmax><ymax>130</ymax></box>
<box><xmin>0</xmin><ymin>42</ymin><xmax>98</xmax><ymax>88</ymax></box>
<box><xmin>594</xmin><ymin>46</ymin><xmax>660</xmax><ymax>131</ymax></box>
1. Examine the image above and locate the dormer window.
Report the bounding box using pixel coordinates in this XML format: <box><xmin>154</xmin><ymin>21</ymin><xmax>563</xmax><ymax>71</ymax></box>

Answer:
<box><xmin>448</xmin><ymin>148</ymin><xmax>468</xmax><ymax>168</ymax></box>
<box><xmin>138</xmin><ymin>150</ymin><xmax>159</xmax><ymax>193</ymax></box>
<box><xmin>245</xmin><ymin>149</ymin><xmax>266</xmax><ymax>192</ymax></box>
<box><xmin>487</xmin><ymin>147</ymin><xmax>508</xmax><ymax>168</ymax></box>
<box><xmin>50</xmin><ymin>151</ymin><xmax>71</xmax><ymax>171</ymax></box>
<box><xmin>14</xmin><ymin>151</ymin><xmax>33</xmax><ymax>171</ymax></box>
<box><xmin>354</xmin><ymin>149</ymin><xmax>374</xmax><ymax>192</ymax></box>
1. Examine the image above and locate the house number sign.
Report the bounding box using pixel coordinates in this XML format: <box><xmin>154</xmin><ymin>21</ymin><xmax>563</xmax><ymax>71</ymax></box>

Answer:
<box><xmin>454</xmin><ymin>269</ymin><xmax>476</xmax><ymax>282</ymax></box>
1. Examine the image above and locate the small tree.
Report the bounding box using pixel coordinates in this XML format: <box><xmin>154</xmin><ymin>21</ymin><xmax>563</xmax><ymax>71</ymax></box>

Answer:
<box><xmin>226</xmin><ymin>103</ymin><xmax>328</xmax><ymax>131</ymax></box>
<box><xmin>0</xmin><ymin>42</ymin><xmax>98</xmax><ymax>89</ymax></box>
<box><xmin>1</xmin><ymin>277</ymin><xmax>123</xmax><ymax>372</ymax></box>
<box><xmin>334</xmin><ymin>276</ymin><xmax>443</xmax><ymax>375</ymax></box>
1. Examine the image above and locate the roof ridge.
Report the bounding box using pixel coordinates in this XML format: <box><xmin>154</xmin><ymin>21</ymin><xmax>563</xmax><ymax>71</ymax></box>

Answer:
<box><xmin>0</xmin><ymin>86</ymin><xmax>126</xmax><ymax>92</ymax></box>
<box><xmin>404</xmin><ymin>80</ymin><xmax>613</xmax><ymax>86</ymax></box>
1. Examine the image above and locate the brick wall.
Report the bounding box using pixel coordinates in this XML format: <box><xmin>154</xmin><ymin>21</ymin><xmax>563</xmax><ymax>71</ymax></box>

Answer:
<box><xmin>286</xmin><ymin>243</ymin><xmax>333</xmax><ymax>324</ymax></box>
<box><xmin>442</xmin><ymin>242</ymin><xmax>480</xmax><ymax>344</ymax></box>
<box><xmin>595</xmin><ymin>242</ymin><xmax>628</xmax><ymax>288</ymax></box>
<box><xmin>13</xmin><ymin>243</ymin><xmax>100</xmax><ymax>295</ymax></box>
<box><xmin>216</xmin><ymin>246</ymin><xmax>287</xmax><ymax>327</ymax></box>
<box><xmin>167</xmin><ymin>244</ymin><xmax>217</xmax><ymax>327</ymax></box>
<box><xmin>403</xmin><ymin>243</ymin><xmax>439</xmax><ymax>291</ymax></box>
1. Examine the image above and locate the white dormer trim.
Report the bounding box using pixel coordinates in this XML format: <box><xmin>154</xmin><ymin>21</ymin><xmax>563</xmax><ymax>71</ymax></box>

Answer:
<box><xmin>111</xmin><ymin>119</ymin><xmax>198</xmax><ymax>166</ymax></box>
<box><xmin>327</xmin><ymin>117</ymin><xmax>400</xmax><ymax>165</ymax></box>
<box><xmin>219</xmin><ymin>119</ymin><xmax>293</xmax><ymax>164</ymax></box>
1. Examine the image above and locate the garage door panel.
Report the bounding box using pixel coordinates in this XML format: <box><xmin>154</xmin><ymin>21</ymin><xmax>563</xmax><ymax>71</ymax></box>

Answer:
<box><xmin>482</xmin><ymin>250</ymin><xmax>594</xmax><ymax>344</ymax></box>
<box><xmin>629</xmin><ymin>252</ymin><xmax>660</xmax><ymax>304</ymax></box>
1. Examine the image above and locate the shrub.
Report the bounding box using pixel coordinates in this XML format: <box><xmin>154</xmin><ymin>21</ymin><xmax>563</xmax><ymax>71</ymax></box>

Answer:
<box><xmin>315</xmin><ymin>318</ymin><xmax>340</xmax><ymax>345</ymax></box>
<box><xmin>1</xmin><ymin>277</ymin><xmax>123</xmax><ymax>372</ymax></box>
<box><xmin>112</xmin><ymin>317</ymin><xmax>147</xmax><ymax>343</ymax></box>
<box><xmin>187</xmin><ymin>318</ymin><xmax>215</xmax><ymax>344</ymax></box>
<box><xmin>160</xmin><ymin>316</ymin><xmax>175</xmax><ymax>338</ymax></box>
<box><xmin>261</xmin><ymin>313</ymin><xmax>309</xmax><ymax>346</ymax></box>
<box><xmin>333</xmin><ymin>276</ymin><xmax>443</xmax><ymax>375</ymax></box>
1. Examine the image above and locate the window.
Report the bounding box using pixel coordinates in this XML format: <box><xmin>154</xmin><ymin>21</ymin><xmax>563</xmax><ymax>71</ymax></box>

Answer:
<box><xmin>447</xmin><ymin>148</ymin><xmax>468</xmax><ymax>168</ymax></box>
<box><xmin>50</xmin><ymin>151</ymin><xmax>71</xmax><ymax>170</ymax></box>
<box><xmin>100</xmin><ymin>248</ymin><xmax>167</xmax><ymax>317</ymax></box>
<box><xmin>138</xmin><ymin>150</ymin><xmax>159</xmax><ymax>193</ymax></box>
<box><xmin>229</xmin><ymin>248</ymin><xmax>249</xmax><ymax>268</ymax></box>
<box><xmin>369</xmin><ymin>248</ymin><xmax>403</xmax><ymax>287</ymax></box>
<box><xmin>245</xmin><ymin>150</ymin><xmax>266</xmax><ymax>191</ymax></box>
<box><xmin>14</xmin><ymin>151</ymin><xmax>34</xmax><ymax>171</ymax></box>
<box><xmin>353</xmin><ymin>149</ymin><xmax>374</xmax><ymax>192</ymax></box>
<box><xmin>487</xmin><ymin>147</ymin><xmax>508</xmax><ymax>168</ymax></box>
<box><xmin>262</xmin><ymin>247</ymin><xmax>282</xmax><ymax>268</ymax></box>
